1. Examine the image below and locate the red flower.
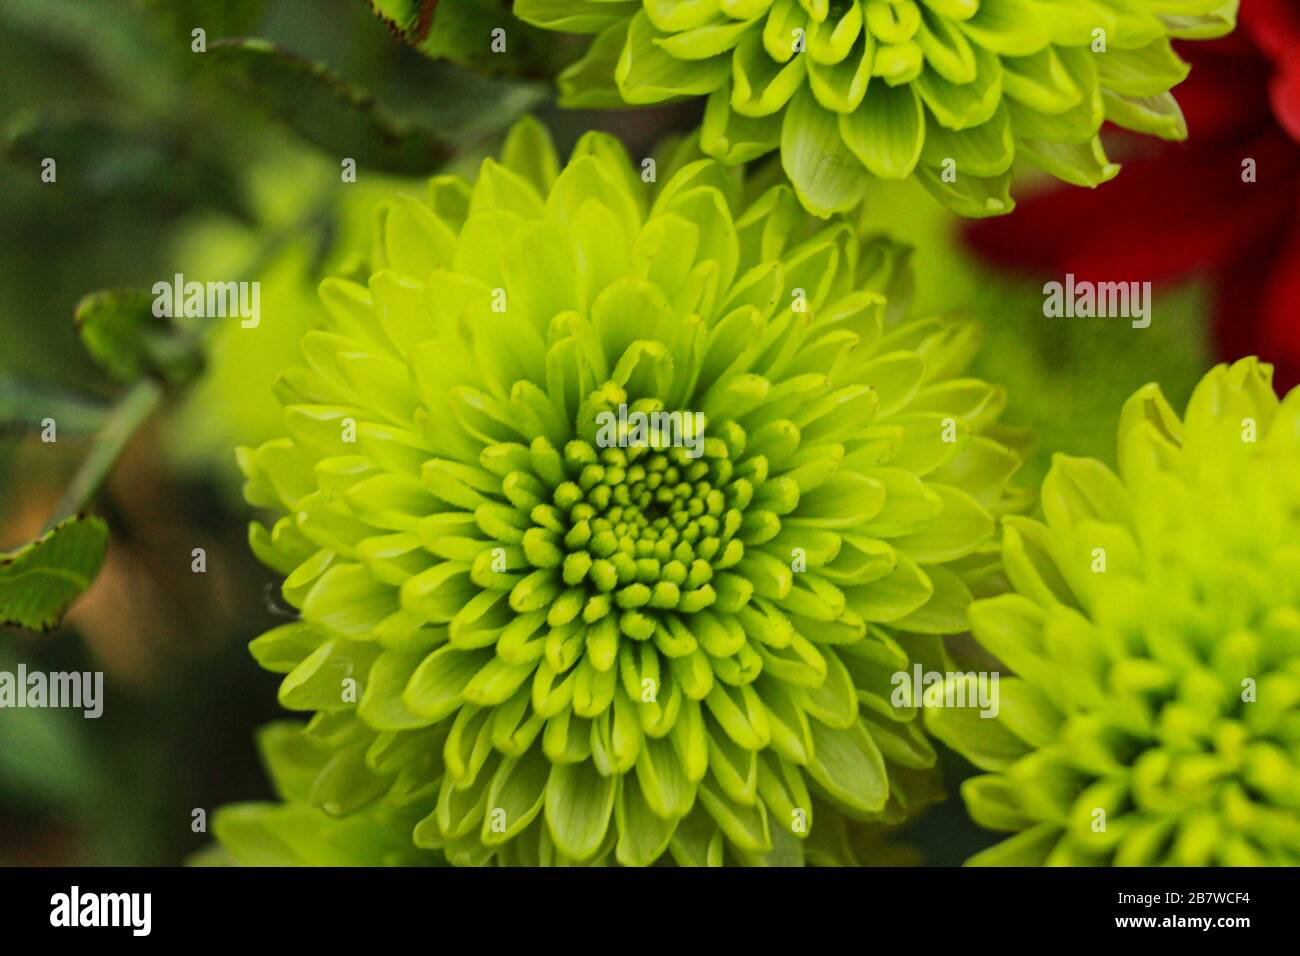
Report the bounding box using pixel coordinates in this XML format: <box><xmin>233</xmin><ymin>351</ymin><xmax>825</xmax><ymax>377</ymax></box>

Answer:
<box><xmin>965</xmin><ymin>0</ymin><xmax>1300</xmax><ymax>392</ymax></box>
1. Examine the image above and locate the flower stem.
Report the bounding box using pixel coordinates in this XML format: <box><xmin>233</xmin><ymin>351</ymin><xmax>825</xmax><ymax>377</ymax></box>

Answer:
<box><xmin>44</xmin><ymin>378</ymin><xmax>164</xmax><ymax>532</ymax></box>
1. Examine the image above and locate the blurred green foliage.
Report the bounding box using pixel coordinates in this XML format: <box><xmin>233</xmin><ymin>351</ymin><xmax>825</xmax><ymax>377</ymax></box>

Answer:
<box><xmin>858</xmin><ymin>176</ymin><xmax>1211</xmax><ymax>489</ymax></box>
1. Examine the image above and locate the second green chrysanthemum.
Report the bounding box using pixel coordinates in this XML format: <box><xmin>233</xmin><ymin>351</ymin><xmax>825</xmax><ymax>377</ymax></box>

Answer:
<box><xmin>516</xmin><ymin>0</ymin><xmax>1238</xmax><ymax>217</ymax></box>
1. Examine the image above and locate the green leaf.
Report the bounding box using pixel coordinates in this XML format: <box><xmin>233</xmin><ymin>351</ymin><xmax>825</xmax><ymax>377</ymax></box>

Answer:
<box><xmin>390</xmin><ymin>63</ymin><xmax>550</xmax><ymax>142</ymax></box>
<box><xmin>373</xmin><ymin>0</ymin><xmax>575</xmax><ymax>75</ymax></box>
<box><xmin>74</xmin><ymin>288</ymin><xmax>202</xmax><ymax>386</ymax></box>
<box><xmin>367</xmin><ymin>0</ymin><xmax>442</xmax><ymax>42</ymax></box>
<box><xmin>206</xmin><ymin>39</ymin><xmax>452</xmax><ymax>175</ymax></box>
<box><xmin>0</xmin><ymin>514</ymin><xmax>108</xmax><ymax>633</ymax></box>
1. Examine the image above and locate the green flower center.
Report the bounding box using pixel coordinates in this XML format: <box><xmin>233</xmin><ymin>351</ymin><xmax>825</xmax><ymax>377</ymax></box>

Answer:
<box><xmin>529</xmin><ymin>431</ymin><xmax>750</xmax><ymax>634</ymax></box>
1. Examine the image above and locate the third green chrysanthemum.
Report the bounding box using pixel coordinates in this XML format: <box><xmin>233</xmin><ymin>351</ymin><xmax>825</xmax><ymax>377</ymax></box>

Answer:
<box><xmin>928</xmin><ymin>359</ymin><xmax>1300</xmax><ymax>865</ymax></box>
<box><xmin>515</xmin><ymin>0</ymin><xmax>1238</xmax><ymax>217</ymax></box>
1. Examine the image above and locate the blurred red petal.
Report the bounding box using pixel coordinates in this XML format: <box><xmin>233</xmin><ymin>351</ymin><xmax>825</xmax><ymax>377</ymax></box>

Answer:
<box><xmin>1175</xmin><ymin>40</ymin><xmax>1275</xmax><ymax>142</ymax></box>
<box><xmin>966</xmin><ymin>136</ymin><xmax>1294</xmax><ymax>284</ymax></box>
<box><xmin>1270</xmin><ymin>66</ymin><xmax>1300</xmax><ymax>144</ymax></box>
<box><xmin>1257</xmin><ymin>221</ymin><xmax>1300</xmax><ymax>393</ymax></box>
<box><xmin>1243</xmin><ymin>0</ymin><xmax>1300</xmax><ymax>64</ymax></box>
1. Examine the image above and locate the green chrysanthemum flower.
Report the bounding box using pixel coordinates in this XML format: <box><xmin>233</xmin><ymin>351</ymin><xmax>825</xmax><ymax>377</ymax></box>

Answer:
<box><xmin>515</xmin><ymin>0</ymin><xmax>1238</xmax><ymax>217</ymax></box>
<box><xmin>928</xmin><ymin>358</ymin><xmax>1300</xmax><ymax>866</ymax></box>
<box><xmin>221</xmin><ymin>116</ymin><xmax>1028</xmax><ymax>867</ymax></box>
